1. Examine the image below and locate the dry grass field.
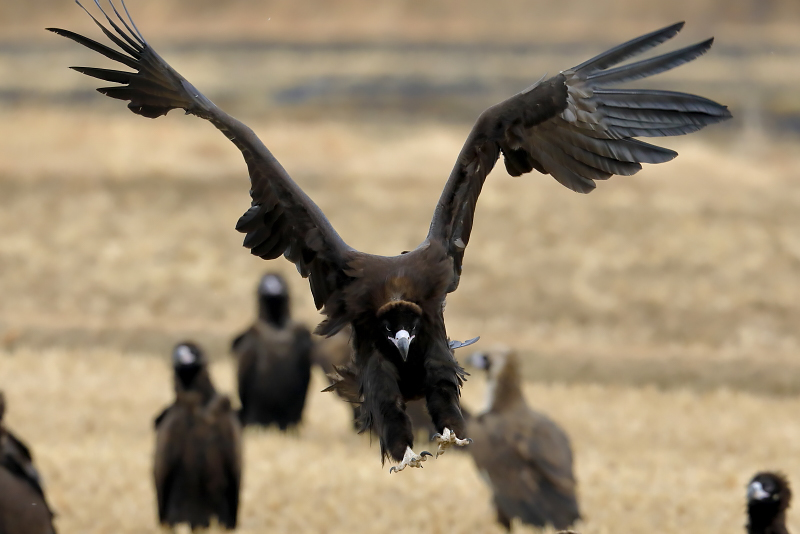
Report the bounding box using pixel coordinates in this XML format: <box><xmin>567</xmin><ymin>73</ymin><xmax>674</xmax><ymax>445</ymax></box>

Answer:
<box><xmin>4</xmin><ymin>347</ymin><xmax>800</xmax><ymax>534</ymax></box>
<box><xmin>2</xmin><ymin>1</ymin><xmax>800</xmax><ymax>533</ymax></box>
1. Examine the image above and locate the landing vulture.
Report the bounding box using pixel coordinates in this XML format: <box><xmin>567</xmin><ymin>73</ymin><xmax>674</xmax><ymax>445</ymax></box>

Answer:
<box><xmin>50</xmin><ymin>2</ymin><xmax>731</xmax><ymax>472</ymax></box>
<box><xmin>232</xmin><ymin>272</ymin><xmax>314</xmax><ymax>430</ymax></box>
<box><xmin>747</xmin><ymin>472</ymin><xmax>791</xmax><ymax>534</ymax></box>
<box><xmin>315</xmin><ymin>325</ymin><xmax>436</xmax><ymax>437</ymax></box>
<box><xmin>466</xmin><ymin>348</ymin><xmax>580</xmax><ymax>530</ymax></box>
<box><xmin>154</xmin><ymin>343</ymin><xmax>242</xmax><ymax>530</ymax></box>
<box><xmin>0</xmin><ymin>392</ymin><xmax>58</xmax><ymax>534</ymax></box>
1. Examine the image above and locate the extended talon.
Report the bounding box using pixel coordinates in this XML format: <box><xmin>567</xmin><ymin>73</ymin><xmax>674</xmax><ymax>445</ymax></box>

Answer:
<box><xmin>432</xmin><ymin>427</ymin><xmax>472</xmax><ymax>458</ymax></box>
<box><xmin>389</xmin><ymin>446</ymin><xmax>431</xmax><ymax>474</ymax></box>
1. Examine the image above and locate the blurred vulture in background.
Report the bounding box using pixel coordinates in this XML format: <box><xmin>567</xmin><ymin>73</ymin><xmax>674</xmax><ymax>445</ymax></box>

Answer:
<box><xmin>232</xmin><ymin>272</ymin><xmax>313</xmax><ymax>429</ymax></box>
<box><xmin>52</xmin><ymin>2</ymin><xmax>731</xmax><ymax>471</ymax></box>
<box><xmin>154</xmin><ymin>343</ymin><xmax>242</xmax><ymax>530</ymax></box>
<box><xmin>747</xmin><ymin>472</ymin><xmax>791</xmax><ymax>534</ymax></box>
<box><xmin>0</xmin><ymin>392</ymin><xmax>57</xmax><ymax>534</ymax></box>
<box><xmin>466</xmin><ymin>348</ymin><xmax>580</xmax><ymax>531</ymax></box>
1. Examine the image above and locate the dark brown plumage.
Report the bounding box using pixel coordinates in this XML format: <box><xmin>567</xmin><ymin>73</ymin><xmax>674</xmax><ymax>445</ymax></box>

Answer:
<box><xmin>232</xmin><ymin>273</ymin><xmax>313</xmax><ymax>429</ymax></box>
<box><xmin>50</xmin><ymin>3</ymin><xmax>730</xmax><ymax>470</ymax></box>
<box><xmin>0</xmin><ymin>392</ymin><xmax>57</xmax><ymax>534</ymax></box>
<box><xmin>748</xmin><ymin>472</ymin><xmax>791</xmax><ymax>534</ymax></box>
<box><xmin>466</xmin><ymin>348</ymin><xmax>580</xmax><ymax>531</ymax></box>
<box><xmin>154</xmin><ymin>343</ymin><xmax>242</xmax><ymax>530</ymax></box>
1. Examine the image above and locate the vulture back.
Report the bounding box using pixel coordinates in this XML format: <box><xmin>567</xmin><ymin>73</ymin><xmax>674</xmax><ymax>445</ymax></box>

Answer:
<box><xmin>154</xmin><ymin>343</ymin><xmax>242</xmax><ymax>530</ymax></box>
<box><xmin>0</xmin><ymin>392</ymin><xmax>57</xmax><ymax>534</ymax></box>
<box><xmin>466</xmin><ymin>348</ymin><xmax>580</xmax><ymax>530</ymax></box>
<box><xmin>232</xmin><ymin>320</ymin><xmax>313</xmax><ymax>429</ymax></box>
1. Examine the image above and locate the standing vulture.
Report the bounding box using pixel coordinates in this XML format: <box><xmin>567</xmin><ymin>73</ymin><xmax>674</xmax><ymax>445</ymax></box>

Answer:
<box><xmin>0</xmin><ymin>392</ymin><xmax>58</xmax><ymax>534</ymax></box>
<box><xmin>154</xmin><ymin>342</ymin><xmax>242</xmax><ymax>530</ymax></box>
<box><xmin>466</xmin><ymin>348</ymin><xmax>580</xmax><ymax>531</ymax></box>
<box><xmin>50</xmin><ymin>3</ymin><xmax>731</xmax><ymax>472</ymax></box>
<box><xmin>232</xmin><ymin>272</ymin><xmax>314</xmax><ymax>430</ymax></box>
<box><xmin>747</xmin><ymin>472</ymin><xmax>791</xmax><ymax>534</ymax></box>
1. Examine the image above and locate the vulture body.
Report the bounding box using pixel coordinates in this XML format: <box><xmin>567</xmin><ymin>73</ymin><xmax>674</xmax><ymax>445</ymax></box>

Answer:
<box><xmin>51</xmin><ymin>3</ymin><xmax>731</xmax><ymax>470</ymax></box>
<box><xmin>466</xmin><ymin>349</ymin><xmax>580</xmax><ymax>530</ymax></box>
<box><xmin>316</xmin><ymin>325</ymin><xmax>437</xmax><ymax>437</ymax></box>
<box><xmin>154</xmin><ymin>343</ymin><xmax>242</xmax><ymax>530</ymax></box>
<box><xmin>232</xmin><ymin>273</ymin><xmax>313</xmax><ymax>429</ymax></box>
<box><xmin>747</xmin><ymin>472</ymin><xmax>791</xmax><ymax>534</ymax></box>
<box><xmin>0</xmin><ymin>392</ymin><xmax>58</xmax><ymax>534</ymax></box>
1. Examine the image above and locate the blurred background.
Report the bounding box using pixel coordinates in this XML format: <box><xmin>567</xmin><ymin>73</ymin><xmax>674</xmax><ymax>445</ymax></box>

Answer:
<box><xmin>2</xmin><ymin>0</ymin><xmax>800</xmax><ymax>533</ymax></box>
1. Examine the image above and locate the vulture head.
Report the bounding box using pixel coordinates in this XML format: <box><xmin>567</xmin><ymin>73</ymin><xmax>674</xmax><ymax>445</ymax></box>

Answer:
<box><xmin>467</xmin><ymin>346</ymin><xmax>524</xmax><ymax>413</ymax></box>
<box><xmin>376</xmin><ymin>300</ymin><xmax>423</xmax><ymax>361</ymax></box>
<box><xmin>257</xmin><ymin>272</ymin><xmax>290</xmax><ymax>328</ymax></box>
<box><xmin>747</xmin><ymin>472</ymin><xmax>791</xmax><ymax>533</ymax></box>
<box><xmin>468</xmin><ymin>345</ymin><xmax>516</xmax><ymax>381</ymax></box>
<box><xmin>172</xmin><ymin>342</ymin><xmax>207</xmax><ymax>391</ymax></box>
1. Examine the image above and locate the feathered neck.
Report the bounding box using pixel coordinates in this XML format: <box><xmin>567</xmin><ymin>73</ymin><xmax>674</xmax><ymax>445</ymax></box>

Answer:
<box><xmin>175</xmin><ymin>365</ymin><xmax>216</xmax><ymax>404</ymax></box>
<box><xmin>484</xmin><ymin>353</ymin><xmax>526</xmax><ymax>413</ymax></box>
<box><xmin>748</xmin><ymin>503</ymin><xmax>789</xmax><ymax>534</ymax></box>
<box><xmin>259</xmin><ymin>294</ymin><xmax>290</xmax><ymax>328</ymax></box>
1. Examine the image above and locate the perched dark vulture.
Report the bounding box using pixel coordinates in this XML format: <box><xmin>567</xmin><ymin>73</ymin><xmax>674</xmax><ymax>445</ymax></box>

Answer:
<box><xmin>465</xmin><ymin>348</ymin><xmax>580</xmax><ymax>531</ymax></box>
<box><xmin>232</xmin><ymin>272</ymin><xmax>314</xmax><ymax>429</ymax></box>
<box><xmin>747</xmin><ymin>472</ymin><xmax>791</xmax><ymax>534</ymax></box>
<box><xmin>0</xmin><ymin>392</ymin><xmax>58</xmax><ymax>534</ymax></box>
<box><xmin>154</xmin><ymin>342</ymin><xmax>242</xmax><ymax>530</ymax></box>
<box><xmin>50</xmin><ymin>2</ymin><xmax>731</xmax><ymax>471</ymax></box>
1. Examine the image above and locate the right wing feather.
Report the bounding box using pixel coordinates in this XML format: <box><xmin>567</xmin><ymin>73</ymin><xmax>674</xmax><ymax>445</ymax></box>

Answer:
<box><xmin>49</xmin><ymin>0</ymin><xmax>355</xmax><ymax>314</ymax></box>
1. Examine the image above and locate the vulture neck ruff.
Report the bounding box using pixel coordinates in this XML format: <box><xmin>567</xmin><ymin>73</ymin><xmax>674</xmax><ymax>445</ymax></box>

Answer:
<box><xmin>483</xmin><ymin>353</ymin><xmax>525</xmax><ymax>414</ymax></box>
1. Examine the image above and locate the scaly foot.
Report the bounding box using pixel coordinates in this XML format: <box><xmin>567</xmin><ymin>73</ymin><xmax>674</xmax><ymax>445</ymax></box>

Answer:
<box><xmin>389</xmin><ymin>446</ymin><xmax>432</xmax><ymax>474</ymax></box>
<box><xmin>432</xmin><ymin>427</ymin><xmax>472</xmax><ymax>458</ymax></box>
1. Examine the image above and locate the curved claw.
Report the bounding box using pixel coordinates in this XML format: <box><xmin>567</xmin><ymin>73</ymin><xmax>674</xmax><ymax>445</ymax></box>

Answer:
<box><xmin>389</xmin><ymin>446</ymin><xmax>430</xmax><ymax>474</ymax></box>
<box><xmin>433</xmin><ymin>427</ymin><xmax>472</xmax><ymax>458</ymax></box>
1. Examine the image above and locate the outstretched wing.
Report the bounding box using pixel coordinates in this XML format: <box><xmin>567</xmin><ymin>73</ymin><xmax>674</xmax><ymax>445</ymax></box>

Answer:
<box><xmin>426</xmin><ymin>22</ymin><xmax>732</xmax><ymax>292</ymax></box>
<box><xmin>48</xmin><ymin>0</ymin><xmax>353</xmax><ymax>310</ymax></box>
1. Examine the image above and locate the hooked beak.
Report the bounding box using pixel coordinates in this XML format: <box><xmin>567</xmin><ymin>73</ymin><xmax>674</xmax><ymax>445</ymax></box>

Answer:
<box><xmin>389</xmin><ymin>330</ymin><xmax>415</xmax><ymax>361</ymax></box>
<box><xmin>174</xmin><ymin>345</ymin><xmax>196</xmax><ymax>366</ymax></box>
<box><xmin>748</xmin><ymin>481</ymin><xmax>771</xmax><ymax>501</ymax></box>
<box><xmin>467</xmin><ymin>351</ymin><xmax>489</xmax><ymax>370</ymax></box>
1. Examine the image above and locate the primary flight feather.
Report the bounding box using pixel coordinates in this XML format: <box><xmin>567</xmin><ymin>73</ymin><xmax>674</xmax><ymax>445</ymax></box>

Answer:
<box><xmin>49</xmin><ymin>0</ymin><xmax>731</xmax><ymax>472</ymax></box>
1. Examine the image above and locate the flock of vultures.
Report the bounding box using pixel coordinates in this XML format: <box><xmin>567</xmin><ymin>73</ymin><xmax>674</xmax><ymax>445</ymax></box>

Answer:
<box><xmin>0</xmin><ymin>0</ymin><xmax>793</xmax><ymax>533</ymax></box>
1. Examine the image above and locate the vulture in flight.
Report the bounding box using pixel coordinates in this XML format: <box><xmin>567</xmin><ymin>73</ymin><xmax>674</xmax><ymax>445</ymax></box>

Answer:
<box><xmin>154</xmin><ymin>342</ymin><xmax>242</xmax><ymax>530</ymax></box>
<box><xmin>747</xmin><ymin>472</ymin><xmax>791</xmax><ymax>534</ymax></box>
<box><xmin>232</xmin><ymin>272</ymin><xmax>314</xmax><ymax>430</ymax></box>
<box><xmin>50</xmin><ymin>1</ymin><xmax>731</xmax><ymax>472</ymax></box>
<box><xmin>315</xmin><ymin>325</ymin><xmax>437</xmax><ymax>437</ymax></box>
<box><xmin>465</xmin><ymin>348</ymin><xmax>580</xmax><ymax>531</ymax></box>
<box><xmin>0</xmin><ymin>392</ymin><xmax>58</xmax><ymax>534</ymax></box>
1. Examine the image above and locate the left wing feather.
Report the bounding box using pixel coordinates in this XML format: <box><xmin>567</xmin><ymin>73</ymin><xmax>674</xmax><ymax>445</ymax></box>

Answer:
<box><xmin>427</xmin><ymin>23</ymin><xmax>731</xmax><ymax>292</ymax></box>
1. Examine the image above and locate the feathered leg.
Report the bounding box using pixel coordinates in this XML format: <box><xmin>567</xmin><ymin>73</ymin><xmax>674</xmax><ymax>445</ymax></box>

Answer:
<box><xmin>424</xmin><ymin>347</ymin><xmax>471</xmax><ymax>456</ymax></box>
<box><xmin>362</xmin><ymin>355</ymin><xmax>418</xmax><ymax>464</ymax></box>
